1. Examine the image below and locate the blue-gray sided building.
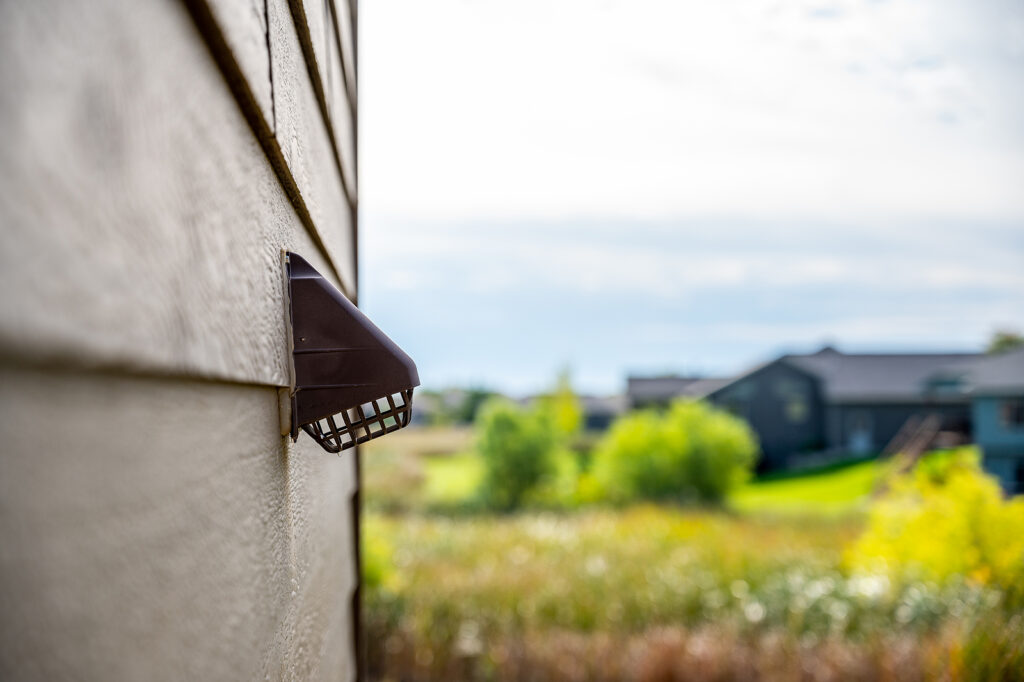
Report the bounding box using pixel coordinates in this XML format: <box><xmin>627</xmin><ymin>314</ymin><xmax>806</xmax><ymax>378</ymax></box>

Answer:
<box><xmin>628</xmin><ymin>346</ymin><xmax>1024</xmax><ymax>492</ymax></box>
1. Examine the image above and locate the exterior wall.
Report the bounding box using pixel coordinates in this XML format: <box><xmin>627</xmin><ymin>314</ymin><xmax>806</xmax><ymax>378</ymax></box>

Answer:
<box><xmin>707</xmin><ymin>362</ymin><xmax>824</xmax><ymax>471</ymax></box>
<box><xmin>824</xmin><ymin>402</ymin><xmax>971</xmax><ymax>455</ymax></box>
<box><xmin>973</xmin><ymin>396</ymin><xmax>1024</xmax><ymax>493</ymax></box>
<box><xmin>0</xmin><ymin>1</ymin><xmax>360</xmax><ymax>680</ymax></box>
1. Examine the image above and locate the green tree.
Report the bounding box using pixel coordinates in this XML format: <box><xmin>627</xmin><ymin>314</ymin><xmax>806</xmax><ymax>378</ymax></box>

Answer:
<box><xmin>987</xmin><ymin>329</ymin><xmax>1024</xmax><ymax>354</ymax></box>
<box><xmin>592</xmin><ymin>400</ymin><xmax>758</xmax><ymax>505</ymax></box>
<box><xmin>475</xmin><ymin>399</ymin><xmax>557</xmax><ymax>511</ymax></box>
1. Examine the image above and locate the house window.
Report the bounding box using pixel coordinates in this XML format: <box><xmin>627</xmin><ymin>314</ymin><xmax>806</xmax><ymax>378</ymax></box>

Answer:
<box><xmin>785</xmin><ymin>398</ymin><xmax>808</xmax><ymax>423</ymax></box>
<box><xmin>1000</xmin><ymin>399</ymin><xmax>1024</xmax><ymax>429</ymax></box>
<box><xmin>847</xmin><ymin>410</ymin><xmax>873</xmax><ymax>454</ymax></box>
<box><xmin>775</xmin><ymin>378</ymin><xmax>809</xmax><ymax>424</ymax></box>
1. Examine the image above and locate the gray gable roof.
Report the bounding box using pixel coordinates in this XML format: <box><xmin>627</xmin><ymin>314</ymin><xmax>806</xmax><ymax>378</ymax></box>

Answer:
<box><xmin>626</xmin><ymin>376</ymin><xmax>730</xmax><ymax>404</ymax></box>
<box><xmin>953</xmin><ymin>347</ymin><xmax>1024</xmax><ymax>396</ymax></box>
<box><xmin>629</xmin><ymin>347</ymin><xmax>998</xmax><ymax>406</ymax></box>
<box><xmin>783</xmin><ymin>347</ymin><xmax>980</xmax><ymax>402</ymax></box>
<box><xmin>627</xmin><ymin>376</ymin><xmax>702</xmax><ymax>403</ymax></box>
<box><xmin>680</xmin><ymin>378</ymin><xmax>732</xmax><ymax>398</ymax></box>
<box><xmin>580</xmin><ymin>394</ymin><xmax>629</xmax><ymax>415</ymax></box>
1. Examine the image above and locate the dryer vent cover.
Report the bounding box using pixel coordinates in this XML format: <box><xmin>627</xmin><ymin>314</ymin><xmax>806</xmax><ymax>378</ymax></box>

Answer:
<box><xmin>286</xmin><ymin>252</ymin><xmax>419</xmax><ymax>453</ymax></box>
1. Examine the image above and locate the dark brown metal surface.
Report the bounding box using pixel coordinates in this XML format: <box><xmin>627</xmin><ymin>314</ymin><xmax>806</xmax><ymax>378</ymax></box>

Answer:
<box><xmin>286</xmin><ymin>252</ymin><xmax>419</xmax><ymax>452</ymax></box>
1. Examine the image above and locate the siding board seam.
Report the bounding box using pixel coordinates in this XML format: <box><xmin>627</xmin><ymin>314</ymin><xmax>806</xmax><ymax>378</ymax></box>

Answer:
<box><xmin>286</xmin><ymin>0</ymin><xmax>358</xmax><ymax>207</ymax></box>
<box><xmin>345</xmin><ymin>0</ymin><xmax>359</xmax><ymax>297</ymax></box>
<box><xmin>325</xmin><ymin>0</ymin><xmax>360</xmax><ymax>298</ymax></box>
<box><xmin>179</xmin><ymin>0</ymin><xmax>352</xmax><ymax>300</ymax></box>
<box><xmin>327</xmin><ymin>0</ymin><xmax>358</xmax><ymax>120</ymax></box>
<box><xmin>265</xmin><ymin>0</ymin><xmax>277</xmax><ymax>131</ymax></box>
<box><xmin>0</xmin><ymin>355</ymin><xmax>287</xmax><ymax>390</ymax></box>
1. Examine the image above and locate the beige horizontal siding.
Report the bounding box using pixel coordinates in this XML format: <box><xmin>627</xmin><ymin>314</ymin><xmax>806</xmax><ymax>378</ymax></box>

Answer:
<box><xmin>207</xmin><ymin>0</ymin><xmax>274</xmax><ymax>126</ymax></box>
<box><xmin>335</xmin><ymin>0</ymin><xmax>358</xmax><ymax>107</ymax></box>
<box><xmin>327</xmin><ymin>0</ymin><xmax>358</xmax><ymax>191</ymax></box>
<box><xmin>0</xmin><ymin>0</ymin><xmax>352</xmax><ymax>387</ymax></box>
<box><xmin>0</xmin><ymin>365</ymin><xmax>356</xmax><ymax>682</ymax></box>
<box><xmin>285</xmin><ymin>0</ymin><xmax>358</xmax><ymax>196</ymax></box>
<box><xmin>269</xmin><ymin>0</ymin><xmax>357</xmax><ymax>276</ymax></box>
<box><xmin>0</xmin><ymin>0</ymin><xmax>361</xmax><ymax>680</ymax></box>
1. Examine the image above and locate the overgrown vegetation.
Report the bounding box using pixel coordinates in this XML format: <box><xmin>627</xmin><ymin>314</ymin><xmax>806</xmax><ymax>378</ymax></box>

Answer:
<box><xmin>362</xmin><ymin>433</ymin><xmax>1024</xmax><ymax>681</ymax></box>
<box><xmin>362</xmin><ymin>372</ymin><xmax>1024</xmax><ymax>681</ymax></box>
<box><xmin>364</xmin><ymin>502</ymin><xmax>1022</xmax><ymax>681</ymax></box>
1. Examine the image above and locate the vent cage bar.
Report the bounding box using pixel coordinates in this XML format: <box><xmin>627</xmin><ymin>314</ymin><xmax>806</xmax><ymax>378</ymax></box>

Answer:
<box><xmin>301</xmin><ymin>389</ymin><xmax>414</xmax><ymax>454</ymax></box>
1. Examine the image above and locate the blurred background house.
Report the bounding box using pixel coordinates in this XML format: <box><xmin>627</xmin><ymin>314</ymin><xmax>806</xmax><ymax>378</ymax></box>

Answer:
<box><xmin>1</xmin><ymin>1</ymin><xmax>362</xmax><ymax>680</ymax></box>
<box><xmin>627</xmin><ymin>345</ymin><xmax>1024</xmax><ymax>488</ymax></box>
<box><xmin>957</xmin><ymin>347</ymin><xmax>1024</xmax><ymax>493</ymax></box>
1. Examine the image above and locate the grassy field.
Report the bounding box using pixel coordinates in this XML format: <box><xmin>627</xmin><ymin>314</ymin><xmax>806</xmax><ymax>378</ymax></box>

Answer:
<box><xmin>362</xmin><ymin>427</ymin><xmax>1024</xmax><ymax>681</ymax></box>
<box><xmin>364</xmin><ymin>509</ymin><xmax>1016</xmax><ymax>681</ymax></box>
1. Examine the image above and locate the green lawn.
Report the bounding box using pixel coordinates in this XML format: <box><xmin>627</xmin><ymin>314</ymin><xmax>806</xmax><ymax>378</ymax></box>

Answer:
<box><xmin>729</xmin><ymin>458</ymin><xmax>883</xmax><ymax>516</ymax></box>
<box><xmin>422</xmin><ymin>451</ymin><xmax>482</xmax><ymax>504</ymax></box>
<box><xmin>393</xmin><ymin>427</ymin><xmax>886</xmax><ymax>515</ymax></box>
<box><xmin>422</xmin><ymin>449</ymin><xmax>582</xmax><ymax>508</ymax></box>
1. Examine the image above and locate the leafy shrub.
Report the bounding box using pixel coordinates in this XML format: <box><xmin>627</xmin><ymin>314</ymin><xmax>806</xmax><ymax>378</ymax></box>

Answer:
<box><xmin>592</xmin><ymin>400</ymin><xmax>758</xmax><ymax>504</ymax></box>
<box><xmin>475</xmin><ymin>399</ymin><xmax>557</xmax><ymax>511</ymax></box>
<box><xmin>849</xmin><ymin>448</ymin><xmax>1024</xmax><ymax>591</ymax></box>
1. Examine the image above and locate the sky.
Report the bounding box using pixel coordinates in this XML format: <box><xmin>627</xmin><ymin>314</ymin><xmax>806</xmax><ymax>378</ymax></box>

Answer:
<box><xmin>358</xmin><ymin>0</ymin><xmax>1024</xmax><ymax>396</ymax></box>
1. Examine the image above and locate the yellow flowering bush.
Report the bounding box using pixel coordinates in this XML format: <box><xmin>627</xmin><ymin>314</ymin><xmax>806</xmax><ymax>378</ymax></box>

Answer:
<box><xmin>849</xmin><ymin>448</ymin><xmax>1024</xmax><ymax>591</ymax></box>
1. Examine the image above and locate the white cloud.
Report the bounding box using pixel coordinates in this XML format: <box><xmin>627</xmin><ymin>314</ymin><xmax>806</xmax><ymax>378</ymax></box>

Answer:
<box><xmin>361</xmin><ymin>0</ymin><xmax>1024</xmax><ymax>223</ymax></box>
<box><xmin>358</xmin><ymin>0</ymin><xmax>1024</xmax><ymax>392</ymax></box>
<box><xmin>366</xmin><ymin>218</ymin><xmax>1024</xmax><ymax>301</ymax></box>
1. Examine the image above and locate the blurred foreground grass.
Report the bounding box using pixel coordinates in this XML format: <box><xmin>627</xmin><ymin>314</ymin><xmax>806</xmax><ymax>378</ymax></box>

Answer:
<box><xmin>365</xmin><ymin>509</ymin><xmax>1020</xmax><ymax>681</ymax></box>
<box><xmin>362</xmin><ymin>428</ymin><xmax>1024</xmax><ymax>681</ymax></box>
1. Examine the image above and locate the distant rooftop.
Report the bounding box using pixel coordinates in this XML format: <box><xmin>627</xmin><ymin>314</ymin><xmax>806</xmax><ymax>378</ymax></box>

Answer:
<box><xmin>626</xmin><ymin>375</ymin><xmax>729</xmax><ymax>405</ymax></box>
<box><xmin>628</xmin><ymin>346</ymin><xmax>997</xmax><ymax>405</ymax></box>
<box><xmin>952</xmin><ymin>347</ymin><xmax>1024</xmax><ymax>396</ymax></box>
<box><xmin>579</xmin><ymin>394</ymin><xmax>628</xmax><ymax>415</ymax></box>
<box><xmin>782</xmin><ymin>347</ymin><xmax>981</xmax><ymax>402</ymax></box>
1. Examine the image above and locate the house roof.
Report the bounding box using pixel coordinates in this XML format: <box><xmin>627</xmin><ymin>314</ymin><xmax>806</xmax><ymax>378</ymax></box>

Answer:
<box><xmin>678</xmin><ymin>377</ymin><xmax>732</xmax><ymax>398</ymax></box>
<box><xmin>580</xmin><ymin>394</ymin><xmax>629</xmax><ymax>416</ymax></box>
<box><xmin>781</xmin><ymin>347</ymin><xmax>980</xmax><ymax>402</ymax></box>
<box><xmin>626</xmin><ymin>376</ymin><xmax>733</xmax><ymax>404</ymax></box>
<box><xmin>626</xmin><ymin>376</ymin><xmax>704</xmax><ymax>403</ymax></box>
<box><xmin>629</xmin><ymin>347</ymin><xmax>998</xmax><ymax>406</ymax></box>
<box><xmin>955</xmin><ymin>347</ymin><xmax>1024</xmax><ymax>396</ymax></box>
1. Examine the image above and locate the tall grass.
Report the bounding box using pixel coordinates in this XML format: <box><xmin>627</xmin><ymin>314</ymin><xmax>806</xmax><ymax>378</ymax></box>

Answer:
<box><xmin>362</xmin><ymin>431</ymin><xmax>1024</xmax><ymax>681</ymax></box>
<box><xmin>364</xmin><ymin>507</ymin><xmax>1018</xmax><ymax>681</ymax></box>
